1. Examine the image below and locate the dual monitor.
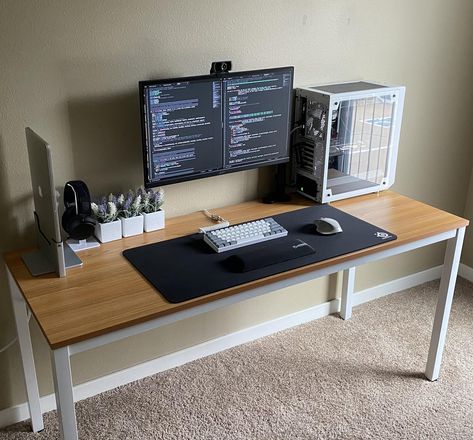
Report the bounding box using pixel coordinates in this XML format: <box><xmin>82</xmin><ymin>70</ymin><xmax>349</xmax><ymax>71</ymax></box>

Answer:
<box><xmin>140</xmin><ymin>66</ymin><xmax>294</xmax><ymax>188</ymax></box>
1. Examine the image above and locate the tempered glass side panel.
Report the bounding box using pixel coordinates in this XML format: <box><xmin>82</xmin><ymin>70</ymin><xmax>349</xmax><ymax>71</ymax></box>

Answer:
<box><xmin>327</xmin><ymin>94</ymin><xmax>394</xmax><ymax>196</ymax></box>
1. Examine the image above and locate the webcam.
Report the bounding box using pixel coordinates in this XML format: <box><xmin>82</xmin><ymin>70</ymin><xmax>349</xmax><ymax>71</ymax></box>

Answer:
<box><xmin>210</xmin><ymin>61</ymin><xmax>232</xmax><ymax>74</ymax></box>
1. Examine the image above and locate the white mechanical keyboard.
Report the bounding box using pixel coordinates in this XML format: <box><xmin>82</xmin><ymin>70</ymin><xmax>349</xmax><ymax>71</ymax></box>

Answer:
<box><xmin>203</xmin><ymin>217</ymin><xmax>288</xmax><ymax>253</ymax></box>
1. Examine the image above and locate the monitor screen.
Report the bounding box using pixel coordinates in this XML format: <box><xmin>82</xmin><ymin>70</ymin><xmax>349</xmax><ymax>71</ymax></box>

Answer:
<box><xmin>139</xmin><ymin>66</ymin><xmax>294</xmax><ymax>187</ymax></box>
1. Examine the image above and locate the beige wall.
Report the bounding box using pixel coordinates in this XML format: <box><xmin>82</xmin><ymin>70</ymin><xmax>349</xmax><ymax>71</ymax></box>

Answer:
<box><xmin>1</xmin><ymin>0</ymin><xmax>473</xmax><ymax>412</ymax></box>
<box><xmin>462</xmin><ymin>168</ymin><xmax>473</xmax><ymax>266</ymax></box>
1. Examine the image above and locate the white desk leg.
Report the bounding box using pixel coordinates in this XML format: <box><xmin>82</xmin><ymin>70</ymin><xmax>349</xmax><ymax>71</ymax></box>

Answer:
<box><xmin>6</xmin><ymin>268</ymin><xmax>44</xmax><ymax>432</ymax></box>
<box><xmin>51</xmin><ymin>347</ymin><xmax>78</xmax><ymax>440</ymax></box>
<box><xmin>425</xmin><ymin>227</ymin><xmax>465</xmax><ymax>381</ymax></box>
<box><xmin>340</xmin><ymin>267</ymin><xmax>356</xmax><ymax>320</ymax></box>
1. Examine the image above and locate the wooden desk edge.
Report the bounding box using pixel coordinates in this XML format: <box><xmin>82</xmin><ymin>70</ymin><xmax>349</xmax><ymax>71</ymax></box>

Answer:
<box><xmin>4</xmin><ymin>191</ymin><xmax>469</xmax><ymax>350</ymax></box>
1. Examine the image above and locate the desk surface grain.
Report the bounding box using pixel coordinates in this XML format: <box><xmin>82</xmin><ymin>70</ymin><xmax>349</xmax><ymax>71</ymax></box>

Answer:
<box><xmin>4</xmin><ymin>191</ymin><xmax>469</xmax><ymax>349</ymax></box>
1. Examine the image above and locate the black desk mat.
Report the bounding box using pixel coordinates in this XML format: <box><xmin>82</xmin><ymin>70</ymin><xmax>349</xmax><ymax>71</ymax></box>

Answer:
<box><xmin>123</xmin><ymin>205</ymin><xmax>396</xmax><ymax>303</ymax></box>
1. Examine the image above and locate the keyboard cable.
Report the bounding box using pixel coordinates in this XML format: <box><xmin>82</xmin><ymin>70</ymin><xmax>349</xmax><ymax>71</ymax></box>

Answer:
<box><xmin>202</xmin><ymin>209</ymin><xmax>227</xmax><ymax>224</ymax></box>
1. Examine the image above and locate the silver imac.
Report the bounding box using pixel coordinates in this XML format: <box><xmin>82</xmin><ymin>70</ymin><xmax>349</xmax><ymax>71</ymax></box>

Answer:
<box><xmin>21</xmin><ymin>128</ymin><xmax>82</xmax><ymax>277</ymax></box>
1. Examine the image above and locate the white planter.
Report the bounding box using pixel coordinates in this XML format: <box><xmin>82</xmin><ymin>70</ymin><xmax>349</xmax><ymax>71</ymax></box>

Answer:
<box><xmin>120</xmin><ymin>215</ymin><xmax>144</xmax><ymax>237</ymax></box>
<box><xmin>94</xmin><ymin>220</ymin><xmax>122</xmax><ymax>243</ymax></box>
<box><xmin>143</xmin><ymin>210</ymin><xmax>165</xmax><ymax>232</ymax></box>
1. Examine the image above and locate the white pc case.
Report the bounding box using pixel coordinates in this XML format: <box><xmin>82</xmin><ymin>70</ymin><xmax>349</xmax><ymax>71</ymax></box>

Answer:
<box><xmin>293</xmin><ymin>81</ymin><xmax>405</xmax><ymax>203</ymax></box>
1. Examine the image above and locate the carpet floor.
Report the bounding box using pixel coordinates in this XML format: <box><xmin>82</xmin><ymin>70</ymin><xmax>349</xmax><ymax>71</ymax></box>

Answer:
<box><xmin>2</xmin><ymin>278</ymin><xmax>473</xmax><ymax>439</ymax></box>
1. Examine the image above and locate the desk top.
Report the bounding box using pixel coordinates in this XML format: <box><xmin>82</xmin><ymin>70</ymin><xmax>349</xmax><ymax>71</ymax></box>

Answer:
<box><xmin>4</xmin><ymin>191</ymin><xmax>469</xmax><ymax>349</ymax></box>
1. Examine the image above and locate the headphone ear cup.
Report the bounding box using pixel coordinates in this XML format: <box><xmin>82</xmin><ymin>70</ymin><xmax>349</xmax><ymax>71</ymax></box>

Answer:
<box><xmin>67</xmin><ymin>215</ymin><xmax>96</xmax><ymax>240</ymax></box>
<box><xmin>84</xmin><ymin>215</ymin><xmax>96</xmax><ymax>227</ymax></box>
<box><xmin>62</xmin><ymin>206</ymin><xmax>76</xmax><ymax>235</ymax></box>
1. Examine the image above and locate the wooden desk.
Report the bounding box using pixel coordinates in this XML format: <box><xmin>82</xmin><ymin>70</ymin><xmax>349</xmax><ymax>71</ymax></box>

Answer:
<box><xmin>5</xmin><ymin>191</ymin><xmax>468</xmax><ymax>439</ymax></box>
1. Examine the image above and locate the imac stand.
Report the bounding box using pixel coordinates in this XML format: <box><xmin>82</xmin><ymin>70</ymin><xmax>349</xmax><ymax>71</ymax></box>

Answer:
<box><xmin>22</xmin><ymin>240</ymin><xmax>83</xmax><ymax>277</ymax></box>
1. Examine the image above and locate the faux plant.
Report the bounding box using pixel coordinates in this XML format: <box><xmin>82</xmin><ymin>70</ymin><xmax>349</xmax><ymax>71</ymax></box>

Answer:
<box><xmin>139</xmin><ymin>187</ymin><xmax>164</xmax><ymax>214</ymax></box>
<box><xmin>117</xmin><ymin>190</ymin><xmax>142</xmax><ymax>218</ymax></box>
<box><xmin>91</xmin><ymin>194</ymin><xmax>119</xmax><ymax>224</ymax></box>
<box><xmin>94</xmin><ymin>187</ymin><xmax>164</xmax><ymax>221</ymax></box>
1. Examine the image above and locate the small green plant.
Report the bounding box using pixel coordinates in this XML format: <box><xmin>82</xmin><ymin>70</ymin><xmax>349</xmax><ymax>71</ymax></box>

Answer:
<box><xmin>91</xmin><ymin>194</ymin><xmax>119</xmax><ymax>223</ymax></box>
<box><xmin>139</xmin><ymin>187</ymin><xmax>164</xmax><ymax>214</ymax></box>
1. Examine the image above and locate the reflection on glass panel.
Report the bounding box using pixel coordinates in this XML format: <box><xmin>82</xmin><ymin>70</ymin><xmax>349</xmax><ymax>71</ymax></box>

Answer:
<box><xmin>327</xmin><ymin>95</ymin><xmax>394</xmax><ymax>195</ymax></box>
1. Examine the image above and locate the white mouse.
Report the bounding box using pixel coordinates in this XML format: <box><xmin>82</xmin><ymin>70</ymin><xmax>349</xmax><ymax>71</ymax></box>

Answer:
<box><xmin>314</xmin><ymin>217</ymin><xmax>343</xmax><ymax>235</ymax></box>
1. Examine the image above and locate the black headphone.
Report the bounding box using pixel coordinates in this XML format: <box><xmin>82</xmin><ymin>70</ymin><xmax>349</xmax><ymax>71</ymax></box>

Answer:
<box><xmin>62</xmin><ymin>180</ymin><xmax>96</xmax><ymax>240</ymax></box>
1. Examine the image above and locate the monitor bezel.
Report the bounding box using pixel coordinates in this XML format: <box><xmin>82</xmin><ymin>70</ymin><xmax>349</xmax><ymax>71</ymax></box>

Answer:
<box><xmin>139</xmin><ymin>66</ymin><xmax>294</xmax><ymax>188</ymax></box>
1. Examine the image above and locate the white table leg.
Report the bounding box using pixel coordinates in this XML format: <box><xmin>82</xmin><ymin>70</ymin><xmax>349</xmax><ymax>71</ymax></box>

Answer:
<box><xmin>51</xmin><ymin>346</ymin><xmax>78</xmax><ymax>440</ymax></box>
<box><xmin>7</xmin><ymin>268</ymin><xmax>44</xmax><ymax>432</ymax></box>
<box><xmin>340</xmin><ymin>267</ymin><xmax>356</xmax><ymax>320</ymax></box>
<box><xmin>425</xmin><ymin>227</ymin><xmax>465</xmax><ymax>381</ymax></box>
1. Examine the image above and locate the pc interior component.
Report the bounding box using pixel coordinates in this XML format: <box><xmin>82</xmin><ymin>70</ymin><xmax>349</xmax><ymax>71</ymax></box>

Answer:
<box><xmin>203</xmin><ymin>218</ymin><xmax>288</xmax><ymax>253</ymax></box>
<box><xmin>22</xmin><ymin>128</ymin><xmax>82</xmax><ymax>277</ymax></box>
<box><xmin>139</xmin><ymin>66</ymin><xmax>294</xmax><ymax>189</ymax></box>
<box><xmin>294</xmin><ymin>81</ymin><xmax>405</xmax><ymax>203</ymax></box>
<box><xmin>314</xmin><ymin>217</ymin><xmax>343</xmax><ymax>235</ymax></box>
<box><xmin>62</xmin><ymin>180</ymin><xmax>99</xmax><ymax>252</ymax></box>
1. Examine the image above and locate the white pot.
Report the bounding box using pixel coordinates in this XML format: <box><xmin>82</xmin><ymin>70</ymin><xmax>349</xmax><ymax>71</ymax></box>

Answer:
<box><xmin>120</xmin><ymin>215</ymin><xmax>144</xmax><ymax>237</ymax></box>
<box><xmin>94</xmin><ymin>220</ymin><xmax>122</xmax><ymax>243</ymax></box>
<box><xmin>143</xmin><ymin>210</ymin><xmax>165</xmax><ymax>232</ymax></box>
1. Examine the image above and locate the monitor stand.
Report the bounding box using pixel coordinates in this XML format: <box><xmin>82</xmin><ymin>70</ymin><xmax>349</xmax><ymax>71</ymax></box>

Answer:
<box><xmin>262</xmin><ymin>164</ymin><xmax>291</xmax><ymax>204</ymax></box>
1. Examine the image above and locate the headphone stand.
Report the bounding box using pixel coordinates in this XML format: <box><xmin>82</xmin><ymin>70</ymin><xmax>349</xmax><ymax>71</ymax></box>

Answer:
<box><xmin>66</xmin><ymin>237</ymin><xmax>100</xmax><ymax>252</ymax></box>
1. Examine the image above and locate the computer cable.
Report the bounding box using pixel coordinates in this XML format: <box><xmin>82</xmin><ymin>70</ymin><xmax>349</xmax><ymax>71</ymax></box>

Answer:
<box><xmin>199</xmin><ymin>209</ymin><xmax>230</xmax><ymax>233</ymax></box>
<box><xmin>0</xmin><ymin>309</ymin><xmax>31</xmax><ymax>354</ymax></box>
<box><xmin>202</xmin><ymin>209</ymin><xmax>227</xmax><ymax>223</ymax></box>
<box><xmin>289</xmin><ymin>124</ymin><xmax>304</xmax><ymax>135</ymax></box>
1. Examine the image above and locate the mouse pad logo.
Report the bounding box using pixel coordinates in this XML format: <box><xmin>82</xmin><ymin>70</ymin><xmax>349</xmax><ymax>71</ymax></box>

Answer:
<box><xmin>375</xmin><ymin>231</ymin><xmax>391</xmax><ymax>240</ymax></box>
<box><xmin>292</xmin><ymin>240</ymin><xmax>310</xmax><ymax>249</ymax></box>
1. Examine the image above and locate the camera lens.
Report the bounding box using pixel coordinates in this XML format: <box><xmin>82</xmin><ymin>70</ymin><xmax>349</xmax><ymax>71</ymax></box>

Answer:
<box><xmin>221</xmin><ymin>62</ymin><xmax>227</xmax><ymax>71</ymax></box>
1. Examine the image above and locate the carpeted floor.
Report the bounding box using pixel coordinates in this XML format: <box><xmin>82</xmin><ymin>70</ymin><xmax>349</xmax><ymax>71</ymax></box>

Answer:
<box><xmin>2</xmin><ymin>278</ymin><xmax>473</xmax><ymax>440</ymax></box>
